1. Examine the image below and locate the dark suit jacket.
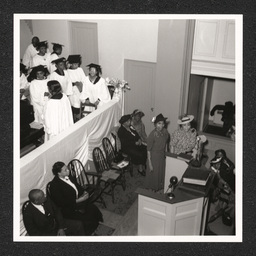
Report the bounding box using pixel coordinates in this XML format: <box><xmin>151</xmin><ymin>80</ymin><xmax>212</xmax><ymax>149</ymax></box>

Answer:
<box><xmin>23</xmin><ymin>198</ymin><xmax>65</xmax><ymax>236</ymax></box>
<box><xmin>50</xmin><ymin>176</ymin><xmax>84</xmax><ymax>218</ymax></box>
<box><xmin>118</xmin><ymin>125</ymin><xmax>141</xmax><ymax>153</ymax></box>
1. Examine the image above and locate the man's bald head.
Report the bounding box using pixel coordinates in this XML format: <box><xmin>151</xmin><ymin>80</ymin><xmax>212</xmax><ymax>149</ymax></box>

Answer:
<box><xmin>28</xmin><ymin>189</ymin><xmax>46</xmax><ymax>205</ymax></box>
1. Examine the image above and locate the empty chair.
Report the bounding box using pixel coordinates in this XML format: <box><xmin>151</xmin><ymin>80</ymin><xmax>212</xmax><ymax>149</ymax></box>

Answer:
<box><xmin>80</xmin><ymin>101</ymin><xmax>97</xmax><ymax>119</ymax></box>
<box><xmin>92</xmin><ymin>147</ymin><xmax>126</xmax><ymax>203</ymax></box>
<box><xmin>67</xmin><ymin>159</ymin><xmax>106</xmax><ymax>208</ymax></box>
<box><xmin>102</xmin><ymin>136</ymin><xmax>133</xmax><ymax>177</ymax></box>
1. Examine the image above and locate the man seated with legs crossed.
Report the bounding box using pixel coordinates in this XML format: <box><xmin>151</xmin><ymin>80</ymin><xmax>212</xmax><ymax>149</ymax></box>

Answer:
<box><xmin>23</xmin><ymin>189</ymin><xmax>85</xmax><ymax>236</ymax></box>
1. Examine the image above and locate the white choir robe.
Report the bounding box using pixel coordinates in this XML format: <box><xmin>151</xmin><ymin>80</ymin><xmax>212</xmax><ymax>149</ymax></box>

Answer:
<box><xmin>32</xmin><ymin>53</ymin><xmax>51</xmax><ymax>70</ymax></box>
<box><xmin>49</xmin><ymin>71</ymin><xmax>73</xmax><ymax>96</ymax></box>
<box><xmin>80</xmin><ymin>76</ymin><xmax>111</xmax><ymax>110</ymax></box>
<box><xmin>20</xmin><ymin>73</ymin><xmax>29</xmax><ymax>100</ymax></box>
<box><xmin>29</xmin><ymin>78</ymin><xmax>49</xmax><ymax>124</ymax></box>
<box><xmin>42</xmin><ymin>93</ymin><xmax>74</xmax><ymax>141</ymax></box>
<box><xmin>22</xmin><ymin>44</ymin><xmax>38</xmax><ymax>69</ymax></box>
<box><xmin>66</xmin><ymin>67</ymin><xmax>87</xmax><ymax>109</ymax></box>
<box><xmin>48</xmin><ymin>53</ymin><xmax>59</xmax><ymax>74</ymax></box>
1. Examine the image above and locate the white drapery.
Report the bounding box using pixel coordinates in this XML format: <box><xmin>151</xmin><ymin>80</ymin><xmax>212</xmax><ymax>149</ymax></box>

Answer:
<box><xmin>19</xmin><ymin>94</ymin><xmax>123</xmax><ymax>235</ymax></box>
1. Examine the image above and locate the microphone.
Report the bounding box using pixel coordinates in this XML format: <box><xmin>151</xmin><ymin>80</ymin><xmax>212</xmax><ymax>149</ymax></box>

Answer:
<box><xmin>166</xmin><ymin>176</ymin><xmax>178</xmax><ymax>199</ymax></box>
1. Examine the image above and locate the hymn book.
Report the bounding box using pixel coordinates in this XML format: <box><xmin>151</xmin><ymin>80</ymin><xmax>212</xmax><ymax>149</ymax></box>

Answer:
<box><xmin>182</xmin><ymin>166</ymin><xmax>211</xmax><ymax>186</ymax></box>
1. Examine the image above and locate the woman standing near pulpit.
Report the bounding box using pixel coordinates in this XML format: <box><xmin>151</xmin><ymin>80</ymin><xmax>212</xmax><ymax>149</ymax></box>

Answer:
<box><xmin>146</xmin><ymin>114</ymin><xmax>170</xmax><ymax>191</ymax></box>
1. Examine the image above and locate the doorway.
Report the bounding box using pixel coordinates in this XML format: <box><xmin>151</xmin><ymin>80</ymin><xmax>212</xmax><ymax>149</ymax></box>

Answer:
<box><xmin>69</xmin><ymin>21</ymin><xmax>99</xmax><ymax>74</ymax></box>
<box><xmin>124</xmin><ymin>59</ymin><xmax>156</xmax><ymax>135</ymax></box>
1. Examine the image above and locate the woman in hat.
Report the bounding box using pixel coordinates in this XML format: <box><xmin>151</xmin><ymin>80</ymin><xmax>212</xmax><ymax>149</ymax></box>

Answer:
<box><xmin>42</xmin><ymin>80</ymin><xmax>74</xmax><ymax>141</ymax></box>
<box><xmin>29</xmin><ymin>65</ymin><xmax>50</xmax><ymax>124</ymax></box>
<box><xmin>80</xmin><ymin>63</ymin><xmax>111</xmax><ymax>109</ymax></box>
<box><xmin>48</xmin><ymin>43</ymin><xmax>64</xmax><ymax>74</ymax></box>
<box><xmin>66</xmin><ymin>55</ymin><xmax>87</xmax><ymax>122</ymax></box>
<box><xmin>131</xmin><ymin>109</ymin><xmax>147</xmax><ymax>145</ymax></box>
<box><xmin>32</xmin><ymin>41</ymin><xmax>50</xmax><ymax>71</ymax></box>
<box><xmin>170</xmin><ymin>114</ymin><xmax>197</xmax><ymax>155</ymax></box>
<box><xmin>118</xmin><ymin>114</ymin><xmax>147</xmax><ymax>175</ymax></box>
<box><xmin>146</xmin><ymin>114</ymin><xmax>170</xmax><ymax>191</ymax></box>
<box><xmin>49</xmin><ymin>57</ymin><xmax>73</xmax><ymax>97</ymax></box>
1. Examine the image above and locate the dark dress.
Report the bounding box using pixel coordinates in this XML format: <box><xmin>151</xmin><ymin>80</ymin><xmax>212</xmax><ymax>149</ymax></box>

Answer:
<box><xmin>118</xmin><ymin>125</ymin><xmax>147</xmax><ymax>165</ymax></box>
<box><xmin>146</xmin><ymin>128</ymin><xmax>169</xmax><ymax>191</ymax></box>
<box><xmin>50</xmin><ymin>176</ymin><xmax>103</xmax><ymax>235</ymax></box>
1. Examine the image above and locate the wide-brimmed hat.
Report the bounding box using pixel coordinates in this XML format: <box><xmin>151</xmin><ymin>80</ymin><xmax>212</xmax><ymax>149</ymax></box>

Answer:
<box><xmin>177</xmin><ymin>114</ymin><xmax>194</xmax><ymax>125</ymax></box>
<box><xmin>132</xmin><ymin>109</ymin><xmax>145</xmax><ymax>118</ymax></box>
<box><xmin>119</xmin><ymin>114</ymin><xmax>131</xmax><ymax>125</ymax></box>
<box><xmin>152</xmin><ymin>113</ymin><xmax>168</xmax><ymax>124</ymax></box>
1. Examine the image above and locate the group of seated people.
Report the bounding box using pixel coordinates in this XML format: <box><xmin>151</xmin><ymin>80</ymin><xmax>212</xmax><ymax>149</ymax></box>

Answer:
<box><xmin>23</xmin><ymin>161</ymin><xmax>103</xmax><ymax>236</ymax></box>
<box><xmin>20</xmin><ymin>36</ymin><xmax>111</xmax><ymax>142</ymax></box>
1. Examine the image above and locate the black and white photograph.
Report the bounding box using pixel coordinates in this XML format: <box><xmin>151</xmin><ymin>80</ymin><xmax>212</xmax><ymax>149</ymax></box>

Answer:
<box><xmin>14</xmin><ymin>14</ymin><xmax>243</xmax><ymax>242</ymax></box>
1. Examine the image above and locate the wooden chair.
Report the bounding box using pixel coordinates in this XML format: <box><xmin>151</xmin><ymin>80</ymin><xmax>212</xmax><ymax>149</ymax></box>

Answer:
<box><xmin>46</xmin><ymin>181</ymin><xmax>52</xmax><ymax>199</ymax></box>
<box><xmin>92</xmin><ymin>147</ymin><xmax>126</xmax><ymax>203</ymax></box>
<box><xmin>67</xmin><ymin>159</ymin><xmax>106</xmax><ymax>208</ymax></box>
<box><xmin>80</xmin><ymin>101</ymin><xmax>97</xmax><ymax>119</ymax></box>
<box><xmin>102</xmin><ymin>137</ymin><xmax>133</xmax><ymax>177</ymax></box>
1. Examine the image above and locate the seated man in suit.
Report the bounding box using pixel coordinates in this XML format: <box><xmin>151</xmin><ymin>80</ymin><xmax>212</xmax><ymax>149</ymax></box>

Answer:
<box><xmin>23</xmin><ymin>189</ymin><xmax>85</xmax><ymax>236</ymax></box>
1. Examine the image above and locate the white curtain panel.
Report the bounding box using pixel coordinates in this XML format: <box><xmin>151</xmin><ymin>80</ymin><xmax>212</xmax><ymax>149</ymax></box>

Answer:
<box><xmin>19</xmin><ymin>96</ymin><xmax>123</xmax><ymax>235</ymax></box>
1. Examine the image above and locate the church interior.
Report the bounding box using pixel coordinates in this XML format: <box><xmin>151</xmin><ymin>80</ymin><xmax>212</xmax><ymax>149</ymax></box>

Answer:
<box><xmin>16</xmin><ymin>16</ymin><xmax>241</xmax><ymax>241</ymax></box>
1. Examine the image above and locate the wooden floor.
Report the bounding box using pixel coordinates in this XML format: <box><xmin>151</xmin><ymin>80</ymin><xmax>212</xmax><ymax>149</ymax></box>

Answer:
<box><xmin>100</xmin><ymin>198</ymin><xmax>138</xmax><ymax>236</ymax></box>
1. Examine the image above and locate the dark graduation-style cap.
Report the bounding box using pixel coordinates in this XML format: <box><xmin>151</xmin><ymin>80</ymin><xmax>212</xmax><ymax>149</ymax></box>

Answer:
<box><xmin>87</xmin><ymin>63</ymin><xmax>102</xmax><ymax>74</ymax></box>
<box><xmin>27</xmin><ymin>65</ymin><xmax>49</xmax><ymax>82</ymax></box>
<box><xmin>31</xmin><ymin>65</ymin><xmax>47</xmax><ymax>73</ymax></box>
<box><xmin>67</xmin><ymin>55</ymin><xmax>81</xmax><ymax>64</ymax></box>
<box><xmin>36</xmin><ymin>41</ymin><xmax>48</xmax><ymax>50</ymax></box>
<box><xmin>51</xmin><ymin>57</ymin><xmax>66</xmax><ymax>64</ymax></box>
<box><xmin>51</xmin><ymin>42</ymin><xmax>64</xmax><ymax>48</ymax></box>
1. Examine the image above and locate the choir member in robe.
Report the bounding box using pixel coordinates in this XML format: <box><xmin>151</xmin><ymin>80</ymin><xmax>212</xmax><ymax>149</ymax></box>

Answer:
<box><xmin>20</xmin><ymin>63</ymin><xmax>30</xmax><ymax>101</ymax></box>
<box><xmin>49</xmin><ymin>57</ymin><xmax>73</xmax><ymax>96</ymax></box>
<box><xmin>80</xmin><ymin>63</ymin><xmax>111</xmax><ymax>110</ymax></box>
<box><xmin>66</xmin><ymin>55</ymin><xmax>86</xmax><ymax>122</ymax></box>
<box><xmin>48</xmin><ymin>43</ymin><xmax>64</xmax><ymax>74</ymax></box>
<box><xmin>29</xmin><ymin>65</ymin><xmax>50</xmax><ymax>124</ymax></box>
<box><xmin>22</xmin><ymin>36</ymin><xmax>39</xmax><ymax>69</ymax></box>
<box><xmin>32</xmin><ymin>41</ymin><xmax>50</xmax><ymax>71</ymax></box>
<box><xmin>42</xmin><ymin>80</ymin><xmax>73</xmax><ymax>141</ymax></box>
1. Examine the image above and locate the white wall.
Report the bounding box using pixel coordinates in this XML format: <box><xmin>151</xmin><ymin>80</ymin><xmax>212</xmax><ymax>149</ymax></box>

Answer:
<box><xmin>209</xmin><ymin>78</ymin><xmax>235</xmax><ymax>121</ymax></box>
<box><xmin>32</xmin><ymin>20</ymin><xmax>70</xmax><ymax>59</ymax></box>
<box><xmin>70</xmin><ymin>19</ymin><xmax>158</xmax><ymax>78</ymax></box>
<box><xmin>155</xmin><ymin>20</ymin><xmax>189</xmax><ymax>133</ymax></box>
<box><xmin>20</xmin><ymin>20</ymin><xmax>33</xmax><ymax>61</ymax></box>
<box><xmin>22</xmin><ymin>19</ymin><xmax>158</xmax><ymax>79</ymax></box>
